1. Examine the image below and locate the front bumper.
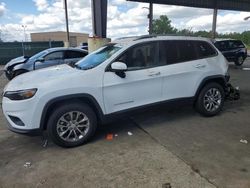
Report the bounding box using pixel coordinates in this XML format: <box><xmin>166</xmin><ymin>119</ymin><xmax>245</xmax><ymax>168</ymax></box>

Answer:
<box><xmin>2</xmin><ymin>96</ymin><xmax>42</xmax><ymax>135</ymax></box>
<box><xmin>6</xmin><ymin>121</ymin><xmax>41</xmax><ymax>136</ymax></box>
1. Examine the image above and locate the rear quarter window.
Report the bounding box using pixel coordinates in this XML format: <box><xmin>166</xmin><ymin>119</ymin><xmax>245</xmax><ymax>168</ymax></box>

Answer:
<box><xmin>196</xmin><ymin>41</ymin><xmax>217</xmax><ymax>58</ymax></box>
<box><xmin>231</xmin><ymin>40</ymin><xmax>245</xmax><ymax>48</ymax></box>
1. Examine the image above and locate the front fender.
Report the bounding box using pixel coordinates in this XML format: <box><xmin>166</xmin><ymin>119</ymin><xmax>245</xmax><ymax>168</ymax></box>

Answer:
<box><xmin>39</xmin><ymin>93</ymin><xmax>104</xmax><ymax>130</ymax></box>
<box><xmin>12</xmin><ymin>63</ymin><xmax>31</xmax><ymax>72</ymax></box>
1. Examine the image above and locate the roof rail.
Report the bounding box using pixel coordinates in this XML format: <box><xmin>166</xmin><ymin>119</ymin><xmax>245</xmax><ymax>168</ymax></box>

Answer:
<box><xmin>133</xmin><ymin>34</ymin><xmax>202</xmax><ymax>41</ymax></box>
<box><xmin>133</xmin><ymin>35</ymin><xmax>158</xmax><ymax>41</ymax></box>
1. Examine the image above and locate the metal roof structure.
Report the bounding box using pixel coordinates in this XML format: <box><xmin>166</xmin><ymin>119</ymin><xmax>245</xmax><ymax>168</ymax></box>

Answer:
<box><xmin>91</xmin><ymin>0</ymin><xmax>250</xmax><ymax>39</ymax></box>
<box><xmin>127</xmin><ymin>0</ymin><xmax>250</xmax><ymax>38</ymax></box>
<box><xmin>127</xmin><ymin>0</ymin><xmax>250</xmax><ymax>11</ymax></box>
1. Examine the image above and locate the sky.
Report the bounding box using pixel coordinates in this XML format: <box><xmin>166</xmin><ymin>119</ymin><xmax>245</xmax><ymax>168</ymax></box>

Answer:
<box><xmin>0</xmin><ymin>0</ymin><xmax>250</xmax><ymax>42</ymax></box>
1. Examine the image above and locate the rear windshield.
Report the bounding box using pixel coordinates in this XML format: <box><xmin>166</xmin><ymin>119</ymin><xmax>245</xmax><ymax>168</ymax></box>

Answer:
<box><xmin>215</xmin><ymin>40</ymin><xmax>245</xmax><ymax>50</ymax></box>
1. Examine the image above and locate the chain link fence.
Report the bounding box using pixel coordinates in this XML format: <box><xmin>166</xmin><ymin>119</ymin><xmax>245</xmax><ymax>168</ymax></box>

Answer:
<box><xmin>0</xmin><ymin>41</ymin><xmax>64</xmax><ymax>65</ymax></box>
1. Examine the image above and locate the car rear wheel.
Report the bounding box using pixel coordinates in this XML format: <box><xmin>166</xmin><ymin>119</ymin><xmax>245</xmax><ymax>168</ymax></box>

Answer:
<box><xmin>234</xmin><ymin>55</ymin><xmax>245</xmax><ymax>66</ymax></box>
<box><xmin>195</xmin><ymin>83</ymin><xmax>225</xmax><ymax>117</ymax></box>
<box><xmin>47</xmin><ymin>102</ymin><xmax>97</xmax><ymax>147</ymax></box>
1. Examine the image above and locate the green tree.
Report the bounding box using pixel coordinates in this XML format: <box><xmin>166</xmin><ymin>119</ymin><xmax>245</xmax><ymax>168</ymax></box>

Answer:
<box><xmin>152</xmin><ymin>15</ymin><xmax>177</xmax><ymax>34</ymax></box>
<box><xmin>152</xmin><ymin>14</ymin><xmax>250</xmax><ymax>47</ymax></box>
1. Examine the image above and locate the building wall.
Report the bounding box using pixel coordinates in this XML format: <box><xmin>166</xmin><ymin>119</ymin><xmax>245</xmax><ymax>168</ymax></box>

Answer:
<box><xmin>30</xmin><ymin>31</ymin><xmax>89</xmax><ymax>47</ymax></box>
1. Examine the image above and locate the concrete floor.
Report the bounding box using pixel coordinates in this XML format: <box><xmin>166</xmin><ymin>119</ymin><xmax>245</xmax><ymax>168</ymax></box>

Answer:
<box><xmin>0</xmin><ymin>60</ymin><xmax>250</xmax><ymax>188</ymax></box>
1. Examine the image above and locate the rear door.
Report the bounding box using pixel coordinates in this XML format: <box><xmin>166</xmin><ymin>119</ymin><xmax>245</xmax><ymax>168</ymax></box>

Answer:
<box><xmin>35</xmin><ymin>51</ymin><xmax>64</xmax><ymax>70</ymax></box>
<box><xmin>160</xmin><ymin>40</ymin><xmax>216</xmax><ymax>100</ymax></box>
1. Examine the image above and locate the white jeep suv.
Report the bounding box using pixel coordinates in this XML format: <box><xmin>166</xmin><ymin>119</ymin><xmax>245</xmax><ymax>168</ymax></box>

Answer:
<box><xmin>2</xmin><ymin>36</ymin><xmax>229</xmax><ymax>147</ymax></box>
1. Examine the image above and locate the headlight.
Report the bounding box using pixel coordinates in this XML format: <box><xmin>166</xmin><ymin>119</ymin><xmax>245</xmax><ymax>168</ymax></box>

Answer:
<box><xmin>4</xmin><ymin>88</ymin><xmax>37</xmax><ymax>100</ymax></box>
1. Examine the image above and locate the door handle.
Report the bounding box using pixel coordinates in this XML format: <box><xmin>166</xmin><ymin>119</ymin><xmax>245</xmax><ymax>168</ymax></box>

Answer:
<box><xmin>148</xmin><ymin>72</ymin><xmax>161</xmax><ymax>76</ymax></box>
<box><xmin>195</xmin><ymin>64</ymin><xmax>206</xmax><ymax>69</ymax></box>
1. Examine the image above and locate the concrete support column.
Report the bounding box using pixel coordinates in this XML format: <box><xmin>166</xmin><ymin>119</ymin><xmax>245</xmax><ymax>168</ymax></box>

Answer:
<box><xmin>88</xmin><ymin>37</ymin><xmax>111</xmax><ymax>53</ymax></box>
<box><xmin>91</xmin><ymin>0</ymin><xmax>107</xmax><ymax>38</ymax></box>
<box><xmin>90</xmin><ymin>0</ymin><xmax>109</xmax><ymax>52</ymax></box>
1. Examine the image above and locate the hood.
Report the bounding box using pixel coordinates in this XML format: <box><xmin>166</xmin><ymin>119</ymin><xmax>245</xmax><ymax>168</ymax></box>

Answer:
<box><xmin>4</xmin><ymin>56</ymin><xmax>29</xmax><ymax>70</ymax></box>
<box><xmin>4</xmin><ymin>64</ymin><xmax>80</xmax><ymax>91</ymax></box>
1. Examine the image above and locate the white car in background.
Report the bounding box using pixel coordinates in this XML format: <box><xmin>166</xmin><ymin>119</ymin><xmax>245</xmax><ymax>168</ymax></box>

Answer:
<box><xmin>2</xmin><ymin>35</ymin><xmax>231</xmax><ymax>147</ymax></box>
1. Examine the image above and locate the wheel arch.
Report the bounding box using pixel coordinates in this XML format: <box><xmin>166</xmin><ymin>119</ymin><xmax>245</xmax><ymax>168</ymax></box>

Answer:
<box><xmin>14</xmin><ymin>69</ymin><xmax>29</xmax><ymax>74</ymax></box>
<box><xmin>195</xmin><ymin>75</ymin><xmax>227</xmax><ymax>99</ymax></box>
<box><xmin>40</xmin><ymin>94</ymin><xmax>104</xmax><ymax>130</ymax></box>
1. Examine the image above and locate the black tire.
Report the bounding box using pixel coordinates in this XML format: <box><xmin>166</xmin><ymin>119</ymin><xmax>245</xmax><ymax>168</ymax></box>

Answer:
<box><xmin>195</xmin><ymin>82</ymin><xmax>225</xmax><ymax>117</ymax></box>
<box><xmin>5</xmin><ymin>72</ymin><xmax>13</xmax><ymax>80</ymax></box>
<box><xmin>13</xmin><ymin>70</ymin><xmax>28</xmax><ymax>78</ymax></box>
<box><xmin>47</xmin><ymin>102</ymin><xmax>97</xmax><ymax>148</ymax></box>
<box><xmin>234</xmin><ymin>55</ymin><xmax>245</xmax><ymax>66</ymax></box>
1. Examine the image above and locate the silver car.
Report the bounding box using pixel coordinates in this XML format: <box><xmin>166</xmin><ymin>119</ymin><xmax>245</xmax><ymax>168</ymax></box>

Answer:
<box><xmin>4</xmin><ymin>47</ymin><xmax>88</xmax><ymax>80</ymax></box>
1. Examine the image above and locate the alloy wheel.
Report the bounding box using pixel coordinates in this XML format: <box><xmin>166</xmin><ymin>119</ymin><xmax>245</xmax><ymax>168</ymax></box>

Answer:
<box><xmin>203</xmin><ymin>88</ymin><xmax>222</xmax><ymax>112</ymax></box>
<box><xmin>56</xmin><ymin>111</ymin><xmax>90</xmax><ymax>142</ymax></box>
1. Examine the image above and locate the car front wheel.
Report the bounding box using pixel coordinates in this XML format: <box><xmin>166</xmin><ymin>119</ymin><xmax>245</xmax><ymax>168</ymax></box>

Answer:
<box><xmin>195</xmin><ymin>83</ymin><xmax>225</xmax><ymax>117</ymax></box>
<box><xmin>47</xmin><ymin>102</ymin><xmax>97</xmax><ymax>147</ymax></box>
<box><xmin>14</xmin><ymin>70</ymin><xmax>28</xmax><ymax>78</ymax></box>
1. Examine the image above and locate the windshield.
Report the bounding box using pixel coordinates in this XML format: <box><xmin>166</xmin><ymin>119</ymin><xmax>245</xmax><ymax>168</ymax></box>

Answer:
<box><xmin>75</xmin><ymin>44</ymin><xmax>121</xmax><ymax>70</ymax></box>
<box><xmin>29</xmin><ymin>50</ymin><xmax>48</xmax><ymax>60</ymax></box>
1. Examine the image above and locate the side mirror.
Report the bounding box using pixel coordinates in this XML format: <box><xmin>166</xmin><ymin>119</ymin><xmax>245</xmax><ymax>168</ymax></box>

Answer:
<box><xmin>111</xmin><ymin>62</ymin><xmax>127</xmax><ymax>71</ymax></box>
<box><xmin>36</xmin><ymin>57</ymin><xmax>45</xmax><ymax>62</ymax></box>
<box><xmin>110</xmin><ymin>62</ymin><xmax>127</xmax><ymax>78</ymax></box>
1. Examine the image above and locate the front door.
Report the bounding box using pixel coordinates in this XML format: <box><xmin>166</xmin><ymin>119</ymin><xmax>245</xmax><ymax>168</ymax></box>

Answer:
<box><xmin>35</xmin><ymin>51</ymin><xmax>64</xmax><ymax>70</ymax></box>
<box><xmin>103</xmin><ymin>42</ymin><xmax>163</xmax><ymax>114</ymax></box>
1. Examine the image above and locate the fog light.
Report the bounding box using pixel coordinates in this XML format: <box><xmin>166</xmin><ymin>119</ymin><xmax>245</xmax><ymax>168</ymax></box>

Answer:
<box><xmin>8</xmin><ymin>115</ymin><xmax>25</xmax><ymax>126</ymax></box>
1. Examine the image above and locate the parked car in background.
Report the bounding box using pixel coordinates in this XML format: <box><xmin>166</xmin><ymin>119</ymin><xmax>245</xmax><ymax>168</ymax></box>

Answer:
<box><xmin>4</xmin><ymin>47</ymin><xmax>88</xmax><ymax>80</ymax></box>
<box><xmin>78</xmin><ymin>42</ymin><xmax>88</xmax><ymax>51</ymax></box>
<box><xmin>213</xmin><ymin>39</ymin><xmax>248</xmax><ymax>66</ymax></box>
<box><xmin>2</xmin><ymin>36</ymin><xmax>233</xmax><ymax>147</ymax></box>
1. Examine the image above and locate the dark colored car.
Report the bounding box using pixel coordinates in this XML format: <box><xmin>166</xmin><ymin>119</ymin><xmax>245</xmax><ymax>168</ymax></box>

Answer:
<box><xmin>214</xmin><ymin>39</ymin><xmax>248</xmax><ymax>66</ymax></box>
<box><xmin>4</xmin><ymin>47</ymin><xmax>88</xmax><ymax>80</ymax></box>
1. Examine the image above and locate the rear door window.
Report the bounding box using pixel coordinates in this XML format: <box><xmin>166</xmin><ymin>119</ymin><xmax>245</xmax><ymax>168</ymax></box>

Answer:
<box><xmin>65</xmin><ymin>50</ymin><xmax>87</xmax><ymax>59</ymax></box>
<box><xmin>177</xmin><ymin>41</ymin><xmax>197</xmax><ymax>62</ymax></box>
<box><xmin>44</xmin><ymin>51</ymin><xmax>64</xmax><ymax>61</ymax></box>
<box><xmin>159</xmin><ymin>41</ymin><xmax>179</xmax><ymax>65</ymax></box>
<box><xmin>230</xmin><ymin>40</ymin><xmax>245</xmax><ymax>48</ymax></box>
<box><xmin>160</xmin><ymin>40</ymin><xmax>197</xmax><ymax>65</ymax></box>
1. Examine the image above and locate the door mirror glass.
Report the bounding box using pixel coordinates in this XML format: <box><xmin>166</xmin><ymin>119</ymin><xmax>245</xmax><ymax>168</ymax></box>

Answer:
<box><xmin>111</xmin><ymin>62</ymin><xmax>127</xmax><ymax>71</ymax></box>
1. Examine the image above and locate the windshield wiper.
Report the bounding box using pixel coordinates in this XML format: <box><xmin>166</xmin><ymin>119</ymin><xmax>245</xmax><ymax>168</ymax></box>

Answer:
<box><xmin>82</xmin><ymin>65</ymin><xmax>95</xmax><ymax>70</ymax></box>
<box><xmin>74</xmin><ymin>64</ymin><xmax>82</xmax><ymax>69</ymax></box>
